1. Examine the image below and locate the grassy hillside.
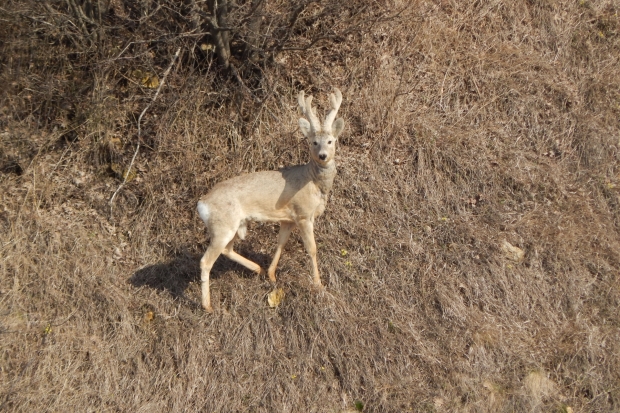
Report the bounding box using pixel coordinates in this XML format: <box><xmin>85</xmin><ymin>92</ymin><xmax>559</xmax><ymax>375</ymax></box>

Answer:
<box><xmin>1</xmin><ymin>0</ymin><xmax>619</xmax><ymax>411</ymax></box>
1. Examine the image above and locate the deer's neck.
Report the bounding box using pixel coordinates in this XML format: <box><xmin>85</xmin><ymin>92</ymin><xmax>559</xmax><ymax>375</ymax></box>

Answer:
<box><xmin>308</xmin><ymin>159</ymin><xmax>337</xmax><ymax>194</ymax></box>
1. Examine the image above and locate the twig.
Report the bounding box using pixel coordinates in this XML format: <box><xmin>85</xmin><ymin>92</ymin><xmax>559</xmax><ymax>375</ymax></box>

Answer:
<box><xmin>272</xmin><ymin>3</ymin><xmax>308</xmax><ymax>53</ymax></box>
<box><xmin>65</xmin><ymin>0</ymin><xmax>93</xmax><ymax>40</ymax></box>
<box><xmin>229</xmin><ymin>63</ymin><xmax>260</xmax><ymax>102</ymax></box>
<box><xmin>109</xmin><ymin>47</ymin><xmax>181</xmax><ymax>212</ymax></box>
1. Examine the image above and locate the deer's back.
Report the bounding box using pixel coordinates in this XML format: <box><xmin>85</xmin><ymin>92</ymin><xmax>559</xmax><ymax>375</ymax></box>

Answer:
<box><xmin>200</xmin><ymin>166</ymin><xmax>321</xmax><ymax>223</ymax></box>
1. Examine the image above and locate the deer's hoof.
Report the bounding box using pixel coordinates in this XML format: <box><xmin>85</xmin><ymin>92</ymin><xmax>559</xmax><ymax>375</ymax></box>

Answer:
<box><xmin>312</xmin><ymin>282</ymin><xmax>324</xmax><ymax>291</ymax></box>
<box><xmin>267</xmin><ymin>270</ymin><xmax>277</xmax><ymax>283</ymax></box>
<box><xmin>202</xmin><ymin>303</ymin><xmax>214</xmax><ymax>313</ymax></box>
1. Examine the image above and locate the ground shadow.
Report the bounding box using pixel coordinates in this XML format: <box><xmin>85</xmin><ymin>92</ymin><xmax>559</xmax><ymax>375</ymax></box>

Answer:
<box><xmin>129</xmin><ymin>247</ymin><xmax>272</xmax><ymax>300</ymax></box>
<box><xmin>129</xmin><ymin>250</ymin><xmax>199</xmax><ymax>299</ymax></box>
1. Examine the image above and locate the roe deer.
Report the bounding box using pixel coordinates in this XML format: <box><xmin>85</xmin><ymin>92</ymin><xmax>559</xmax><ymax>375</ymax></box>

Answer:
<box><xmin>197</xmin><ymin>88</ymin><xmax>345</xmax><ymax>312</ymax></box>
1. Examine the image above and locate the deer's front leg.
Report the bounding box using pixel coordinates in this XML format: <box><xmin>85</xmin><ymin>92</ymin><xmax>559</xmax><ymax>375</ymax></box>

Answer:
<box><xmin>297</xmin><ymin>219</ymin><xmax>322</xmax><ymax>287</ymax></box>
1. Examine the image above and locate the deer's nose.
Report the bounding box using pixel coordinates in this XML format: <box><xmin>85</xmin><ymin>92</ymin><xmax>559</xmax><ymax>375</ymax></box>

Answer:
<box><xmin>319</xmin><ymin>154</ymin><xmax>327</xmax><ymax>161</ymax></box>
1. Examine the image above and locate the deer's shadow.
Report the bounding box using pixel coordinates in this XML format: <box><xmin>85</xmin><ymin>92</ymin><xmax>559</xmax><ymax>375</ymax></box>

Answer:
<box><xmin>129</xmin><ymin>248</ymin><xmax>271</xmax><ymax>299</ymax></box>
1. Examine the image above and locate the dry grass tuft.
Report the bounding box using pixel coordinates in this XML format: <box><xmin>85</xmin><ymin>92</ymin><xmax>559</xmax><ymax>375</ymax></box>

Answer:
<box><xmin>2</xmin><ymin>0</ymin><xmax>620</xmax><ymax>411</ymax></box>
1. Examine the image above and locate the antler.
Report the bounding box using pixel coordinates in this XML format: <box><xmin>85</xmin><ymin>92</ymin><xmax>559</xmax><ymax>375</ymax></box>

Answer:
<box><xmin>298</xmin><ymin>91</ymin><xmax>322</xmax><ymax>132</ymax></box>
<box><xmin>323</xmin><ymin>88</ymin><xmax>343</xmax><ymax>132</ymax></box>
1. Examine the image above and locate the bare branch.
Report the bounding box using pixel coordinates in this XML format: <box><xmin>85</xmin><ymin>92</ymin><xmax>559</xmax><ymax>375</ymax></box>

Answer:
<box><xmin>272</xmin><ymin>2</ymin><xmax>308</xmax><ymax>53</ymax></box>
<box><xmin>109</xmin><ymin>47</ymin><xmax>182</xmax><ymax>212</ymax></box>
<box><xmin>207</xmin><ymin>0</ymin><xmax>231</xmax><ymax>68</ymax></box>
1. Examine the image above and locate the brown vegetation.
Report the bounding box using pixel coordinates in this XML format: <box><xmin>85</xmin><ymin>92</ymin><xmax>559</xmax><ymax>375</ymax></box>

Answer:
<box><xmin>1</xmin><ymin>0</ymin><xmax>620</xmax><ymax>411</ymax></box>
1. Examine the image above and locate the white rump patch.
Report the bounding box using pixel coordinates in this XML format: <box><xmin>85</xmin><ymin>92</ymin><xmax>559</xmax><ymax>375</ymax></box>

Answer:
<box><xmin>197</xmin><ymin>202</ymin><xmax>210</xmax><ymax>224</ymax></box>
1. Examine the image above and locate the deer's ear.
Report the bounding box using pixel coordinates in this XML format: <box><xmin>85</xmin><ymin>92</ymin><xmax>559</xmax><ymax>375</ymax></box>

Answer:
<box><xmin>332</xmin><ymin>118</ymin><xmax>345</xmax><ymax>138</ymax></box>
<box><xmin>299</xmin><ymin>118</ymin><xmax>312</xmax><ymax>137</ymax></box>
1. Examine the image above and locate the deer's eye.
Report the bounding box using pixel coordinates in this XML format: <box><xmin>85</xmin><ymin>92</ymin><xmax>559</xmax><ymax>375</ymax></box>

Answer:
<box><xmin>328</xmin><ymin>140</ymin><xmax>332</xmax><ymax>144</ymax></box>
<box><xmin>313</xmin><ymin>142</ymin><xmax>318</xmax><ymax>146</ymax></box>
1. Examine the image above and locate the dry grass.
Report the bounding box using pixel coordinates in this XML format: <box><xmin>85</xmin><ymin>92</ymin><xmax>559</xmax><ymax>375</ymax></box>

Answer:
<box><xmin>1</xmin><ymin>0</ymin><xmax>620</xmax><ymax>411</ymax></box>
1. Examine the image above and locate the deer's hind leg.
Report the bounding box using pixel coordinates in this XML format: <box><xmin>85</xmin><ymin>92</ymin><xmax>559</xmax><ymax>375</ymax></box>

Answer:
<box><xmin>221</xmin><ymin>238</ymin><xmax>264</xmax><ymax>276</ymax></box>
<box><xmin>200</xmin><ymin>230</ymin><xmax>236</xmax><ymax>312</ymax></box>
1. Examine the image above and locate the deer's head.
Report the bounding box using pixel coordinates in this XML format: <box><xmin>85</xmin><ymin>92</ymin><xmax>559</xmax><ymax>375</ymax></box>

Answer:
<box><xmin>298</xmin><ymin>88</ymin><xmax>344</xmax><ymax>167</ymax></box>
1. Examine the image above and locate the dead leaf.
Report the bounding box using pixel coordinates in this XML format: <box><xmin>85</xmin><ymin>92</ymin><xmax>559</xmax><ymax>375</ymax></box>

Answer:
<box><xmin>268</xmin><ymin>288</ymin><xmax>285</xmax><ymax>308</ymax></box>
<box><xmin>113</xmin><ymin>247</ymin><xmax>123</xmax><ymax>260</ymax></box>
<box><xmin>501</xmin><ymin>240</ymin><xmax>524</xmax><ymax>263</ymax></box>
<box><xmin>109</xmin><ymin>136</ymin><xmax>122</xmax><ymax>150</ymax></box>
<box><xmin>141</xmin><ymin>72</ymin><xmax>159</xmax><ymax>89</ymax></box>
<box><xmin>110</xmin><ymin>163</ymin><xmax>137</xmax><ymax>182</ymax></box>
<box><xmin>131</xmin><ymin>69</ymin><xmax>159</xmax><ymax>88</ymax></box>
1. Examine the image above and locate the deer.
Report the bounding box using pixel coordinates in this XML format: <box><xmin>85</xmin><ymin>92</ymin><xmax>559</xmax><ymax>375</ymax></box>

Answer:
<box><xmin>197</xmin><ymin>88</ymin><xmax>345</xmax><ymax>312</ymax></box>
